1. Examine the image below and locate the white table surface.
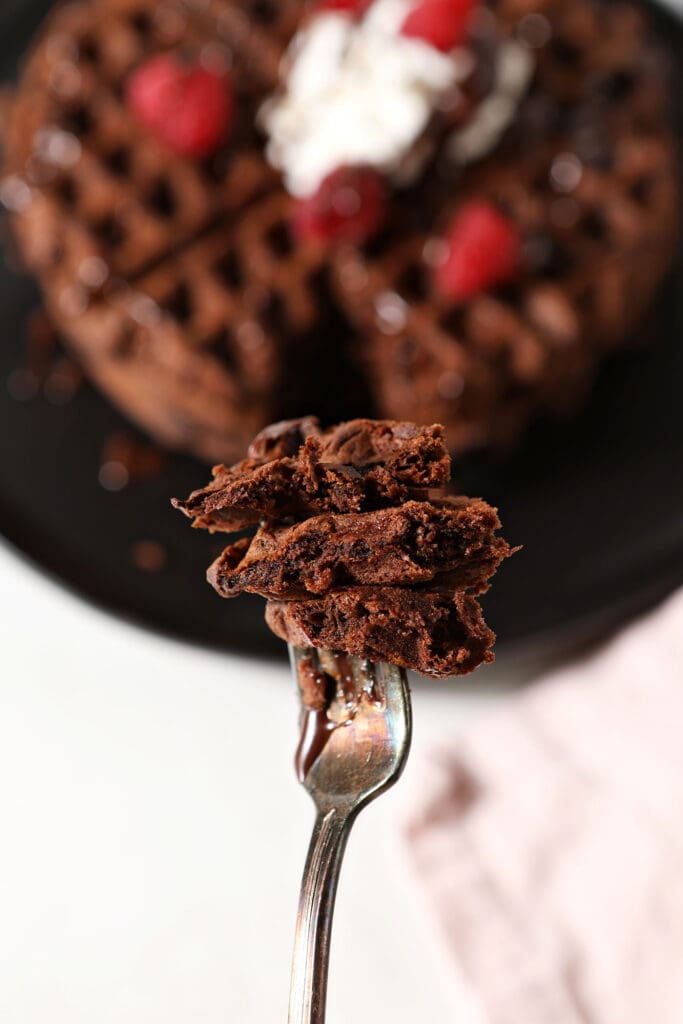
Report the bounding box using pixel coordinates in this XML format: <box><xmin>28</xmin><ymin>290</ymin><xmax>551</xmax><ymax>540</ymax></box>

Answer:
<box><xmin>0</xmin><ymin>537</ymin><xmax>535</xmax><ymax>1024</ymax></box>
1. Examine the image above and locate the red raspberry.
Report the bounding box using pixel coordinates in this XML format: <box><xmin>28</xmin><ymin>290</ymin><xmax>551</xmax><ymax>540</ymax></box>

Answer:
<box><xmin>435</xmin><ymin>201</ymin><xmax>523</xmax><ymax>300</ymax></box>
<box><xmin>401</xmin><ymin>0</ymin><xmax>475</xmax><ymax>52</ymax></box>
<box><xmin>314</xmin><ymin>0</ymin><xmax>372</xmax><ymax>15</ymax></box>
<box><xmin>126</xmin><ymin>55</ymin><xmax>234</xmax><ymax>158</ymax></box>
<box><xmin>292</xmin><ymin>166</ymin><xmax>387</xmax><ymax>245</ymax></box>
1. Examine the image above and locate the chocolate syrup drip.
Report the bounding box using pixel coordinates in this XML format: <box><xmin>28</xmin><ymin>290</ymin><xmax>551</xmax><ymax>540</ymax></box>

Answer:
<box><xmin>294</xmin><ymin>657</ymin><xmax>337</xmax><ymax>783</ymax></box>
<box><xmin>294</xmin><ymin>706</ymin><xmax>335</xmax><ymax>784</ymax></box>
<box><xmin>294</xmin><ymin>653</ymin><xmax>387</xmax><ymax>782</ymax></box>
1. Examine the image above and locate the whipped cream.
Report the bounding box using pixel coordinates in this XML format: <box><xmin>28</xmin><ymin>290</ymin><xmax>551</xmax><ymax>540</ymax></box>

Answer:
<box><xmin>261</xmin><ymin>0</ymin><xmax>535</xmax><ymax>198</ymax></box>
<box><xmin>261</xmin><ymin>0</ymin><xmax>472</xmax><ymax>197</ymax></box>
<box><xmin>448</xmin><ymin>39</ymin><xmax>534</xmax><ymax>165</ymax></box>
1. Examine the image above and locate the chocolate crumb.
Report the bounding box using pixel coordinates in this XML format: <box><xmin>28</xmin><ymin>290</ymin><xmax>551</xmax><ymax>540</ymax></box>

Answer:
<box><xmin>131</xmin><ymin>540</ymin><xmax>167</xmax><ymax>572</ymax></box>
<box><xmin>296</xmin><ymin>655</ymin><xmax>332</xmax><ymax>711</ymax></box>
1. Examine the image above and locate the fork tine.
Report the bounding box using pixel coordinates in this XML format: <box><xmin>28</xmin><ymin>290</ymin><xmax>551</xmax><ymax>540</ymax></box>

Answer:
<box><xmin>372</xmin><ymin>659</ymin><xmax>413</xmax><ymax>774</ymax></box>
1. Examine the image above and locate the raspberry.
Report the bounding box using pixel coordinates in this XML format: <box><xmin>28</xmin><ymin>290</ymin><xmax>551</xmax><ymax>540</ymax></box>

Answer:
<box><xmin>401</xmin><ymin>0</ymin><xmax>475</xmax><ymax>52</ymax></box>
<box><xmin>435</xmin><ymin>201</ymin><xmax>523</xmax><ymax>300</ymax></box>
<box><xmin>314</xmin><ymin>0</ymin><xmax>373</xmax><ymax>15</ymax></box>
<box><xmin>126</xmin><ymin>55</ymin><xmax>234</xmax><ymax>158</ymax></box>
<box><xmin>292</xmin><ymin>166</ymin><xmax>387</xmax><ymax>245</ymax></box>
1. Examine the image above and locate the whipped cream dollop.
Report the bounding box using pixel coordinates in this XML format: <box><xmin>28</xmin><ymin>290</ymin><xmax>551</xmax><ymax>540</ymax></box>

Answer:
<box><xmin>261</xmin><ymin>0</ymin><xmax>535</xmax><ymax>198</ymax></box>
<box><xmin>448</xmin><ymin>38</ymin><xmax>534</xmax><ymax>165</ymax></box>
<box><xmin>261</xmin><ymin>0</ymin><xmax>473</xmax><ymax>197</ymax></box>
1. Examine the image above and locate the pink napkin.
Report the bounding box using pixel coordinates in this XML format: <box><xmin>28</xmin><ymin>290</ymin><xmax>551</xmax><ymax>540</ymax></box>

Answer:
<box><xmin>405</xmin><ymin>588</ymin><xmax>683</xmax><ymax>1024</ymax></box>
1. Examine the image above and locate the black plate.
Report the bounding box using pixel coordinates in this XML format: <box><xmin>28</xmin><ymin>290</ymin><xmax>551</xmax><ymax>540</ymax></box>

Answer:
<box><xmin>1</xmin><ymin>0</ymin><xmax>682</xmax><ymax>663</ymax></box>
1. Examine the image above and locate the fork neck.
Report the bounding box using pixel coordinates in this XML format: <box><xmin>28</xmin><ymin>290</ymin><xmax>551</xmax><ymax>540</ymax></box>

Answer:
<box><xmin>288</xmin><ymin>804</ymin><xmax>355</xmax><ymax>1024</ymax></box>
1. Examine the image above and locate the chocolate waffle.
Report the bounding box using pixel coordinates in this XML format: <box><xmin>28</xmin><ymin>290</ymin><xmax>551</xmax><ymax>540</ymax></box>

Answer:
<box><xmin>265</xmin><ymin>587</ymin><xmax>497</xmax><ymax>677</ymax></box>
<box><xmin>1</xmin><ymin>0</ymin><xmax>293</xmax><ymax>458</ymax></box>
<box><xmin>207</xmin><ymin>497</ymin><xmax>510</xmax><ymax>599</ymax></box>
<box><xmin>174</xmin><ymin>418</ymin><xmax>451</xmax><ymax>531</ymax></box>
<box><xmin>330</xmin><ymin>0</ymin><xmax>680</xmax><ymax>450</ymax></box>
<box><xmin>4</xmin><ymin>0</ymin><xmax>277</xmax><ymax>279</ymax></box>
<box><xmin>181</xmin><ymin>0</ymin><xmax>302</xmax><ymax>91</ymax></box>
<box><xmin>1</xmin><ymin>0</ymin><xmax>679</xmax><ymax>462</ymax></box>
<box><xmin>175</xmin><ymin>416</ymin><xmax>513</xmax><ymax>677</ymax></box>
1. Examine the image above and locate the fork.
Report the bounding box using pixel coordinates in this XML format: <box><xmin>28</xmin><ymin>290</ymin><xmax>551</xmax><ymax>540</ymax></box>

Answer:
<box><xmin>287</xmin><ymin>645</ymin><xmax>413</xmax><ymax>1024</ymax></box>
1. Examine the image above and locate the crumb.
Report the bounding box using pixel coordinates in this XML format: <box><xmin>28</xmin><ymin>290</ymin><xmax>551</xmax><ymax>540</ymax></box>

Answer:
<box><xmin>131</xmin><ymin>540</ymin><xmax>167</xmax><ymax>572</ymax></box>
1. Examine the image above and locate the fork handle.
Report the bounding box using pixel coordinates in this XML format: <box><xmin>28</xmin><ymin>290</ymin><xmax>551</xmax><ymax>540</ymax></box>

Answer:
<box><xmin>288</xmin><ymin>806</ymin><xmax>353</xmax><ymax>1024</ymax></box>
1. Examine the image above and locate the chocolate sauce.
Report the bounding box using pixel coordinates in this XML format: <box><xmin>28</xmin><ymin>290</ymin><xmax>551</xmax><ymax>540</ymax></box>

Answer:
<box><xmin>294</xmin><ymin>706</ymin><xmax>335</xmax><ymax>784</ymax></box>
<box><xmin>294</xmin><ymin>656</ymin><xmax>337</xmax><ymax>782</ymax></box>
<box><xmin>326</xmin><ymin>652</ymin><xmax>386</xmax><ymax>710</ymax></box>
<box><xmin>293</xmin><ymin>652</ymin><xmax>390</xmax><ymax>781</ymax></box>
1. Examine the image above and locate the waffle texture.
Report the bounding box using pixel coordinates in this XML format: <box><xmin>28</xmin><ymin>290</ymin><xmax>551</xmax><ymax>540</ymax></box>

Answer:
<box><xmin>2</xmin><ymin>0</ymin><xmax>679</xmax><ymax>460</ymax></box>
<box><xmin>175</xmin><ymin>417</ymin><xmax>512</xmax><ymax>677</ymax></box>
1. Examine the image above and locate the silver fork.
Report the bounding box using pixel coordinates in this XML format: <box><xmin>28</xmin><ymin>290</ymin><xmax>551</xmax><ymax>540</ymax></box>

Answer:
<box><xmin>287</xmin><ymin>645</ymin><xmax>413</xmax><ymax>1024</ymax></box>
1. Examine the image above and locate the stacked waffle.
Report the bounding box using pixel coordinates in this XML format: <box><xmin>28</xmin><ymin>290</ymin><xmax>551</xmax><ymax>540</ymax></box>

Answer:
<box><xmin>1</xmin><ymin>0</ymin><xmax>679</xmax><ymax>462</ymax></box>
<box><xmin>174</xmin><ymin>417</ymin><xmax>513</xmax><ymax>677</ymax></box>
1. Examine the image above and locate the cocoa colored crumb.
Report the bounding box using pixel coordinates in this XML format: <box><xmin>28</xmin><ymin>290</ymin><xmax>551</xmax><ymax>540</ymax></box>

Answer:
<box><xmin>131</xmin><ymin>540</ymin><xmax>167</xmax><ymax>572</ymax></box>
